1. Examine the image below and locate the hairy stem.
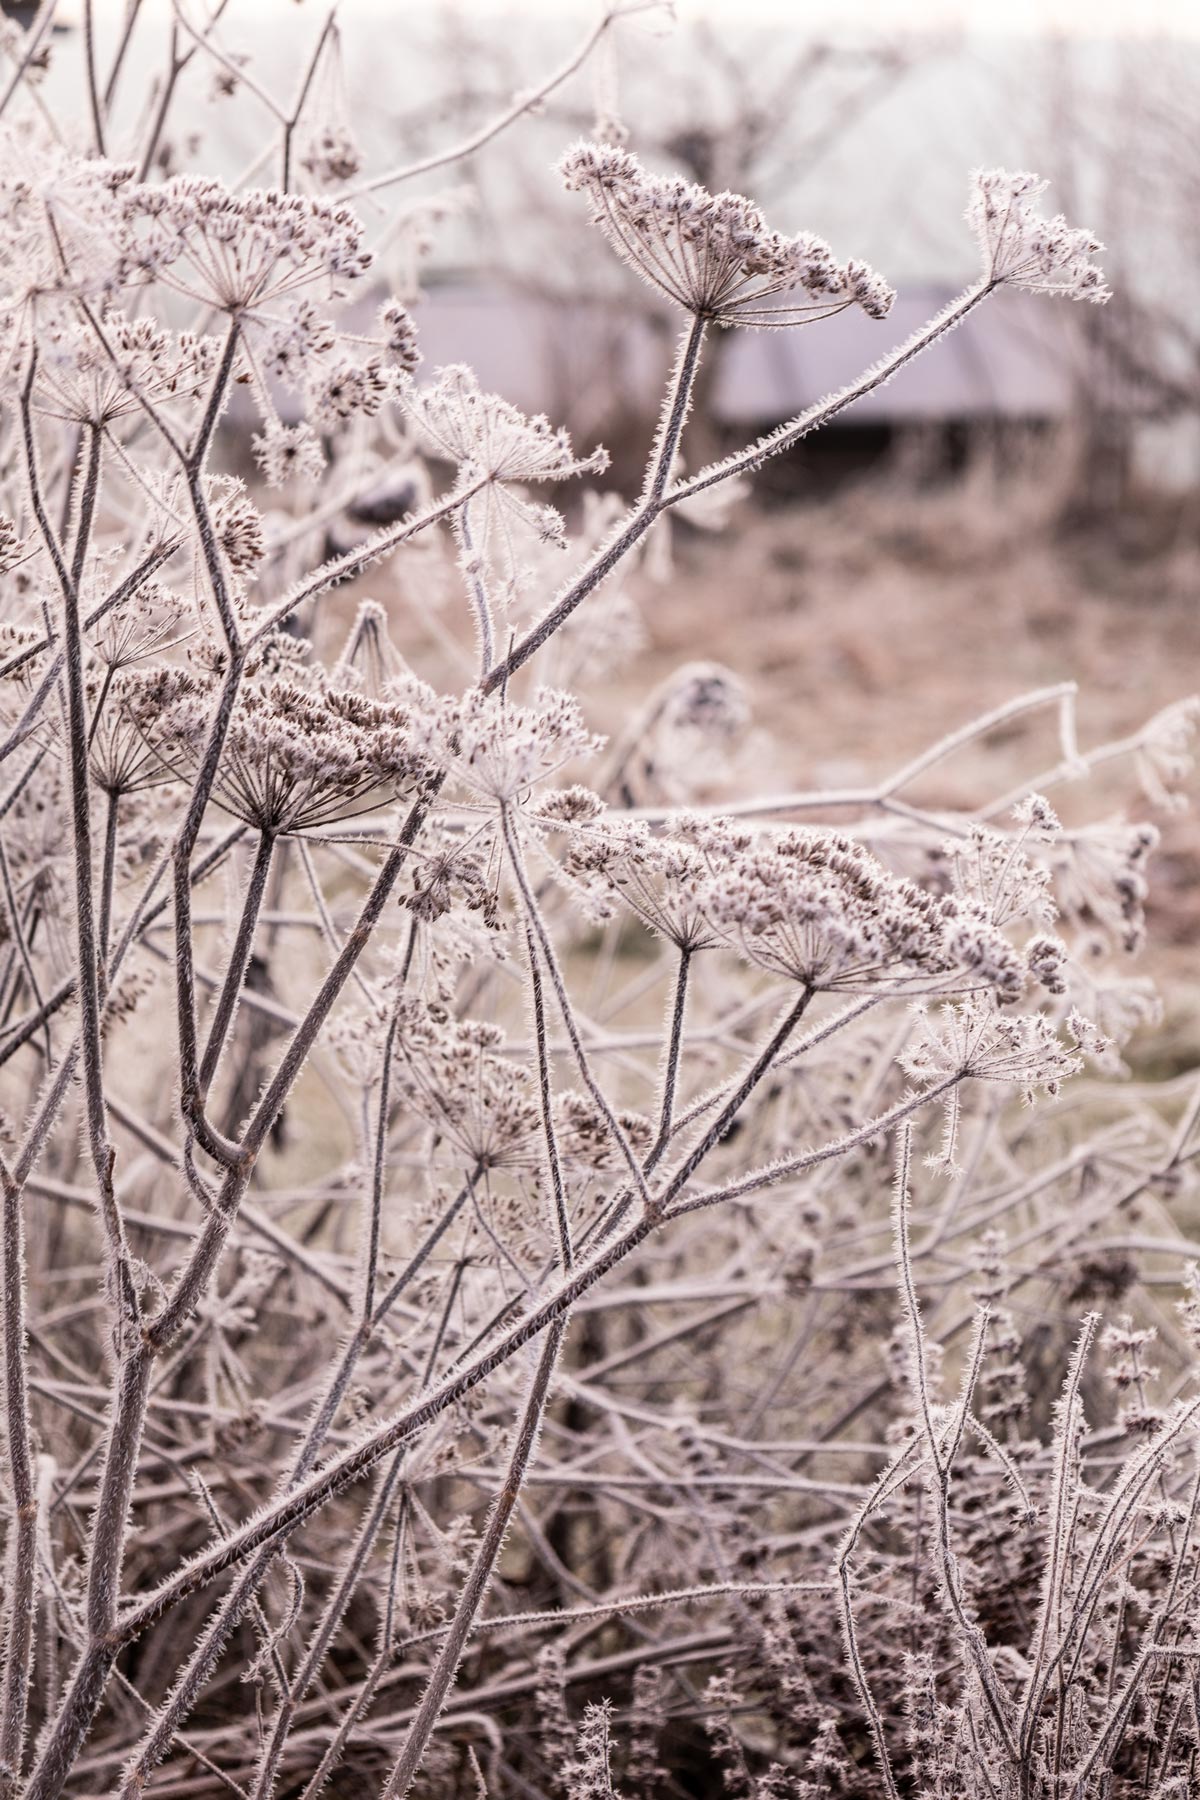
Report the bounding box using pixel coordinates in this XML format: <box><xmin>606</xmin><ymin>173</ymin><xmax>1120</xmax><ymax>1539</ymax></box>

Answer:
<box><xmin>380</xmin><ymin>1321</ymin><xmax>568</xmax><ymax>1798</ymax></box>
<box><xmin>197</xmin><ymin>829</ymin><xmax>275</xmax><ymax>1095</ymax></box>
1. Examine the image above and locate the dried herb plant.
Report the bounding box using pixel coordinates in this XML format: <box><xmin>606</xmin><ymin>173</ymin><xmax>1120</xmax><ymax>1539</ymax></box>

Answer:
<box><xmin>0</xmin><ymin>7</ymin><xmax>1196</xmax><ymax>1800</ymax></box>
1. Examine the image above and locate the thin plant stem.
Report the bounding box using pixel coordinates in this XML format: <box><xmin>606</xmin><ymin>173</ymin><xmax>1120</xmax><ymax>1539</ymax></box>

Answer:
<box><xmin>501</xmin><ymin>802</ymin><xmax>653</xmax><ymax>1212</ymax></box>
<box><xmin>524</xmin><ymin>925</ymin><xmax>572</xmax><ymax>1274</ymax></box>
<box><xmin>646</xmin><ymin>945</ymin><xmax>692</xmax><ymax>1172</ymax></box>
<box><xmin>379</xmin><ymin>1320</ymin><xmax>569</xmax><ymax>1799</ymax></box>
<box><xmin>82</xmin><ymin>0</ymin><xmax>106</xmax><ymax>154</ymax></box>
<box><xmin>0</xmin><ymin>1151</ymin><xmax>38</xmax><ymax>1800</ymax></box>
<box><xmin>197</xmin><ymin>829</ymin><xmax>275</xmax><ymax>1095</ymax></box>
<box><xmin>19</xmin><ymin>395</ymin><xmax>139</xmax><ymax>1330</ymax></box>
<box><xmin>482</xmin><ymin>313</ymin><xmax>707</xmax><ymax>694</ymax></box>
<box><xmin>97</xmin><ymin>790</ymin><xmax>119</xmax><ymax>968</ymax></box>
<box><xmin>114</xmin><ymin>1165</ymin><xmax>482</xmax><ymax>1796</ymax></box>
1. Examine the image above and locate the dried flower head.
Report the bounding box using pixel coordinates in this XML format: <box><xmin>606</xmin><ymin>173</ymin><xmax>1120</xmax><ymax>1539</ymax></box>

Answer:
<box><xmin>1135</xmin><ymin>698</ymin><xmax>1200</xmax><ymax>811</ymax></box>
<box><xmin>148</xmin><ymin>668</ymin><xmax>435</xmax><ymax>832</ymax></box>
<box><xmin>121</xmin><ymin>175</ymin><xmax>372</xmax><ymax>307</ymax></box>
<box><xmin>0</xmin><ymin>515</ymin><xmax>23</xmax><ymax>576</ymax></box>
<box><xmin>402</xmin><ymin>365</ymin><xmax>608</xmax><ymax>583</ymax></box>
<box><xmin>88</xmin><ymin>667</ymin><xmax>194</xmax><ymax>797</ymax></box>
<box><xmin>387</xmin><ymin>998</ymin><xmax>541</xmax><ymax>1171</ymax></box>
<box><xmin>261</xmin><ymin>299</ymin><xmax>337</xmax><ymax>386</ymax></box>
<box><xmin>942</xmin><ymin>818</ymin><xmax>1057</xmax><ymax>932</ymax></box>
<box><xmin>299</xmin><ymin>123</ymin><xmax>362</xmax><ymax>188</ymax></box>
<box><xmin>211</xmin><ymin>483</ymin><xmax>266</xmax><ymax>578</ymax></box>
<box><xmin>968</xmin><ymin>169</ymin><xmax>1110</xmax><ymax>302</ymax></box>
<box><xmin>380</xmin><ymin>300</ymin><xmax>422</xmax><ymax>374</ymax></box>
<box><xmin>900</xmin><ymin>996</ymin><xmax>1087</xmax><ymax>1103</ymax></box>
<box><xmin>29</xmin><ymin>307</ymin><xmax>218</xmax><ymax>428</ymax></box>
<box><xmin>307</xmin><ymin>352</ymin><xmax>393</xmax><ymax>430</ymax></box>
<box><xmin>560</xmin><ymin>140</ymin><xmax>895</xmax><ymax>326</ymax></box>
<box><xmin>252</xmin><ymin>419</ymin><xmax>325</xmax><ymax>485</ymax></box>
<box><xmin>696</xmin><ymin>827</ymin><xmax>1022</xmax><ymax>997</ymax></box>
<box><xmin>425</xmin><ymin>685</ymin><xmax>604</xmax><ymax>805</ymax></box>
<box><xmin>553</xmin><ymin>1090</ymin><xmax>653</xmax><ymax>1171</ymax></box>
<box><xmin>561</xmin><ymin>814</ymin><xmax>727</xmax><ymax>950</ymax></box>
<box><xmin>402</xmin><ymin>364</ymin><xmax>607</xmax><ymax>489</ymax></box>
<box><xmin>1053</xmin><ymin>822</ymin><xmax>1158</xmax><ymax>954</ymax></box>
<box><xmin>402</xmin><ymin>827</ymin><xmax>500</xmax><ymax>930</ymax></box>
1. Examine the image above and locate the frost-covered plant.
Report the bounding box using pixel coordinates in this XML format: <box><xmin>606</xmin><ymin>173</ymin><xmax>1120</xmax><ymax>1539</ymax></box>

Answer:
<box><xmin>0</xmin><ymin>8</ymin><xmax>1196</xmax><ymax>1800</ymax></box>
<box><xmin>558</xmin><ymin>141</ymin><xmax>896</xmax><ymax>325</ymax></box>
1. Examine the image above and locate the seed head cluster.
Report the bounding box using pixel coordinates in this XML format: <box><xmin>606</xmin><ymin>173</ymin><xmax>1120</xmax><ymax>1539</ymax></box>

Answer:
<box><xmin>389</xmin><ymin>998</ymin><xmax>541</xmax><ymax>1172</ymax></box>
<box><xmin>900</xmin><ymin>995</ymin><xmax>1104</xmax><ymax>1106</ymax></box>
<box><xmin>562</xmin><ymin>815</ymin><xmax>730</xmax><ymax>951</ymax></box>
<box><xmin>968</xmin><ymin>168</ymin><xmax>1110</xmax><ymax>302</ymax></box>
<box><xmin>0</xmin><ymin>132</ymin><xmax>417</xmax><ymax>486</ymax></box>
<box><xmin>428</xmin><ymin>685</ymin><xmax>605</xmax><ymax>804</ymax></box>
<box><xmin>137</xmin><ymin>663</ymin><xmax>437</xmax><ymax>833</ymax></box>
<box><xmin>402</xmin><ymin>364</ymin><xmax>609</xmax><ymax>487</ymax></box>
<box><xmin>566</xmin><ymin>816</ymin><xmax>1067</xmax><ymax>1001</ymax></box>
<box><xmin>559</xmin><ymin>140</ymin><xmax>895</xmax><ymax>326</ymax></box>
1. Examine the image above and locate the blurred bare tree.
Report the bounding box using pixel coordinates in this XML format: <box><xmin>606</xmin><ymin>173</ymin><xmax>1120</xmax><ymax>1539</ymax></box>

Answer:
<box><xmin>1036</xmin><ymin>33</ymin><xmax>1200</xmax><ymax>518</ymax></box>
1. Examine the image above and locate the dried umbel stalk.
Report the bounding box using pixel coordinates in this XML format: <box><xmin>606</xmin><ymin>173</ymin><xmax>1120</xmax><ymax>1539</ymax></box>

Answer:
<box><xmin>0</xmin><ymin>9</ymin><xmax>1195</xmax><ymax>1800</ymax></box>
<box><xmin>967</xmin><ymin>168</ymin><xmax>1111</xmax><ymax>302</ymax></box>
<box><xmin>559</xmin><ymin>140</ymin><xmax>896</xmax><ymax>326</ymax></box>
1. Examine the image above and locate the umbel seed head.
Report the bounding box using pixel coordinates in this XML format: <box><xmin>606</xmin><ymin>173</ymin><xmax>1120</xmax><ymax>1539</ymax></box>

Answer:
<box><xmin>968</xmin><ymin>168</ymin><xmax>1110</xmax><ymax>302</ymax></box>
<box><xmin>559</xmin><ymin>141</ymin><xmax>895</xmax><ymax>328</ymax></box>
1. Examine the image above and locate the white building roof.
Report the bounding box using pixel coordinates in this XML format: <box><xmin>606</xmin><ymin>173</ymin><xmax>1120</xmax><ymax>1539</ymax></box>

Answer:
<box><xmin>409</xmin><ymin>284</ymin><xmax>1083</xmax><ymax>428</ymax></box>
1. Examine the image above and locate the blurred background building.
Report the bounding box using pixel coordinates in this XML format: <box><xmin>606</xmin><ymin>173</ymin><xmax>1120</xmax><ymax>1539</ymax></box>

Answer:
<box><xmin>17</xmin><ymin>0</ymin><xmax>1200</xmax><ymax>505</ymax></box>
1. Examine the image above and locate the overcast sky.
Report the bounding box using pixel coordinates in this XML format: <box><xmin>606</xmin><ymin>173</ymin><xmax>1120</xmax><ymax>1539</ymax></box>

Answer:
<box><xmin>78</xmin><ymin>0</ymin><xmax>1200</xmax><ymax>35</ymax></box>
<box><xmin>416</xmin><ymin>0</ymin><xmax>1197</xmax><ymax>36</ymax></box>
<box><xmin>698</xmin><ymin>0</ymin><xmax>1193</xmax><ymax>30</ymax></box>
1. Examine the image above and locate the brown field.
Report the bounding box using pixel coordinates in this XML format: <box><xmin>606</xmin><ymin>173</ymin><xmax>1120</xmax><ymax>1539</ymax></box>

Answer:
<box><xmin>319</xmin><ymin>456</ymin><xmax>1200</xmax><ymax>1078</ymax></box>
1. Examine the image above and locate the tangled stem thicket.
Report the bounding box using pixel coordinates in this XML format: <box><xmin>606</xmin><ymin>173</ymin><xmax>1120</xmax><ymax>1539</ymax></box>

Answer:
<box><xmin>0</xmin><ymin>7</ymin><xmax>1197</xmax><ymax>1800</ymax></box>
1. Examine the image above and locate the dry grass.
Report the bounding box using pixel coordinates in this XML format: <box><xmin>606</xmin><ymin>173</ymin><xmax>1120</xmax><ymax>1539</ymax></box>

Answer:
<box><xmin>331</xmin><ymin>452</ymin><xmax>1200</xmax><ymax>1076</ymax></box>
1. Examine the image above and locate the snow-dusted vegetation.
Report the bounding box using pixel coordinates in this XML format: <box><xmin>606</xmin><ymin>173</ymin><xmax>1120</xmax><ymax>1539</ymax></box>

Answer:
<box><xmin>0</xmin><ymin>5</ymin><xmax>1198</xmax><ymax>1796</ymax></box>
